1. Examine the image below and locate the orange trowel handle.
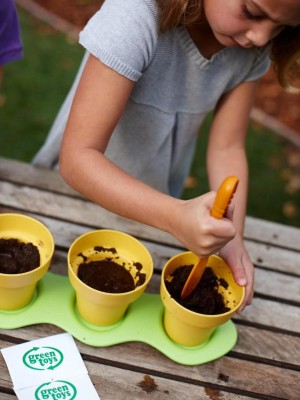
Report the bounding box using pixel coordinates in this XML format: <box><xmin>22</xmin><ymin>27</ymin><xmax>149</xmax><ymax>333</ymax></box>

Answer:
<box><xmin>211</xmin><ymin>176</ymin><xmax>239</xmax><ymax>219</ymax></box>
<box><xmin>180</xmin><ymin>176</ymin><xmax>239</xmax><ymax>300</ymax></box>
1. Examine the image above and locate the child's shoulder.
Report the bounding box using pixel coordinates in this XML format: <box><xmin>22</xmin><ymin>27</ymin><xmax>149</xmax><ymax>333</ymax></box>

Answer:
<box><xmin>99</xmin><ymin>0</ymin><xmax>158</xmax><ymax>19</ymax></box>
<box><xmin>224</xmin><ymin>45</ymin><xmax>270</xmax><ymax>89</ymax></box>
<box><xmin>84</xmin><ymin>0</ymin><xmax>159</xmax><ymax>36</ymax></box>
<box><xmin>79</xmin><ymin>0</ymin><xmax>159</xmax><ymax>82</ymax></box>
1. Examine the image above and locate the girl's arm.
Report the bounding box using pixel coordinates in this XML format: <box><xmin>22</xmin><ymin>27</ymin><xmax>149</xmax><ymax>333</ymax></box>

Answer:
<box><xmin>207</xmin><ymin>80</ymin><xmax>259</xmax><ymax>312</ymax></box>
<box><xmin>60</xmin><ymin>55</ymin><xmax>175</xmax><ymax>234</ymax></box>
<box><xmin>60</xmin><ymin>54</ymin><xmax>235</xmax><ymax>258</ymax></box>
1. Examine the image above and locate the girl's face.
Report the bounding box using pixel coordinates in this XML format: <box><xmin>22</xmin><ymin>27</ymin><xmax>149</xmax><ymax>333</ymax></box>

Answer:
<box><xmin>203</xmin><ymin>0</ymin><xmax>300</xmax><ymax>48</ymax></box>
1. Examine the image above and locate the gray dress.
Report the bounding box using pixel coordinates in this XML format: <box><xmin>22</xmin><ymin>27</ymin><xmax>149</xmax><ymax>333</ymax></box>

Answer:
<box><xmin>32</xmin><ymin>0</ymin><xmax>270</xmax><ymax>198</ymax></box>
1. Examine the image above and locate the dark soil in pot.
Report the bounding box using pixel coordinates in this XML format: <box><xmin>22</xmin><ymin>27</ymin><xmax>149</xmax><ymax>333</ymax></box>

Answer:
<box><xmin>78</xmin><ymin>258</ymin><xmax>146</xmax><ymax>293</ymax></box>
<box><xmin>165</xmin><ymin>265</ymin><xmax>230</xmax><ymax>315</ymax></box>
<box><xmin>0</xmin><ymin>239</ymin><xmax>40</xmax><ymax>274</ymax></box>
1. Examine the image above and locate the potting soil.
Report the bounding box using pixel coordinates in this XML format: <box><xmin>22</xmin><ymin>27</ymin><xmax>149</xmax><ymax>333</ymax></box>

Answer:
<box><xmin>0</xmin><ymin>238</ymin><xmax>40</xmax><ymax>274</ymax></box>
<box><xmin>165</xmin><ymin>266</ymin><xmax>230</xmax><ymax>315</ymax></box>
<box><xmin>78</xmin><ymin>259</ymin><xmax>145</xmax><ymax>293</ymax></box>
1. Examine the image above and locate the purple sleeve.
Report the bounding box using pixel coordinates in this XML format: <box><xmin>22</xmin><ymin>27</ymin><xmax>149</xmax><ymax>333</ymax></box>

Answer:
<box><xmin>0</xmin><ymin>0</ymin><xmax>23</xmax><ymax>66</ymax></box>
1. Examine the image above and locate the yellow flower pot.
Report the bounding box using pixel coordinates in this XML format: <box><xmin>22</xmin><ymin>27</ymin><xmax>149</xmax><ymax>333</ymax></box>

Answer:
<box><xmin>0</xmin><ymin>213</ymin><xmax>54</xmax><ymax>311</ymax></box>
<box><xmin>68</xmin><ymin>230</ymin><xmax>153</xmax><ymax>326</ymax></box>
<box><xmin>161</xmin><ymin>252</ymin><xmax>245</xmax><ymax>347</ymax></box>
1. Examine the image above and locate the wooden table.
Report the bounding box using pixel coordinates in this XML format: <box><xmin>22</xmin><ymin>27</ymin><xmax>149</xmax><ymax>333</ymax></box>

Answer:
<box><xmin>0</xmin><ymin>156</ymin><xmax>299</xmax><ymax>400</ymax></box>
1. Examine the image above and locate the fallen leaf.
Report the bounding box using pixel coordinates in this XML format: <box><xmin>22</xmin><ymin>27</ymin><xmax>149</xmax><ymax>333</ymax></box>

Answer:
<box><xmin>283</xmin><ymin>202</ymin><xmax>298</xmax><ymax>218</ymax></box>
<box><xmin>285</xmin><ymin>175</ymin><xmax>300</xmax><ymax>194</ymax></box>
<box><xmin>287</xmin><ymin>152</ymin><xmax>300</xmax><ymax>169</ymax></box>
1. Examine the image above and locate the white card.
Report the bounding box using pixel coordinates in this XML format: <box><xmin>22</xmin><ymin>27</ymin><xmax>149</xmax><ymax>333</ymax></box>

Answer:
<box><xmin>1</xmin><ymin>333</ymin><xmax>87</xmax><ymax>390</ymax></box>
<box><xmin>14</xmin><ymin>374</ymin><xmax>100</xmax><ymax>400</ymax></box>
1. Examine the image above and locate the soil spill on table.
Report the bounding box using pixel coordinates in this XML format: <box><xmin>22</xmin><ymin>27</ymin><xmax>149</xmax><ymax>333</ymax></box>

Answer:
<box><xmin>137</xmin><ymin>375</ymin><xmax>158</xmax><ymax>394</ymax></box>
<box><xmin>218</xmin><ymin>373</ymin><xmax>229</xmax><ymax>383</ymax></box>
<box><xmin>205</xmin><ymin>388</ymin><xmax>224</xmax><ymax>400</ymax></box>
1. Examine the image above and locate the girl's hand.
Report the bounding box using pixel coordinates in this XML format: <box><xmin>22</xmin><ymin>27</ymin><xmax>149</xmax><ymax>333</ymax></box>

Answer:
<box><xmin>170</xmin><ymin>191</ymin><xmax>236</xmax><ymax>259</ymax></box>
<box><xmin>219</xmin><ymin>234</ymin><xmax>254</xmax><ymax>314</ymax></box>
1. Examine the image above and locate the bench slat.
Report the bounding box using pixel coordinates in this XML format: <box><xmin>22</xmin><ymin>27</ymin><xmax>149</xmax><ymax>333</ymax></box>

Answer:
<box><xmin>0</xmin><ymin>337</ymin><xmax>298</xmax><ymax>399</ymax></box>
<box><xmin>1</xmin><ymin>197</ymin><xmax>300</xmax><ymax>277</ymax></box>
<box><xmin>1</xmin><ymin>158</ymin><xmax>300</xmax><ymax>251</ymax></box>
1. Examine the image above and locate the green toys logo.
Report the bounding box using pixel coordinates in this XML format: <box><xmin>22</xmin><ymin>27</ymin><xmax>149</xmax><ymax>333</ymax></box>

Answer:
<box><xmin>22</xmin><ymin>346</ymin><xmax>64</xmax><ymax>371</ymax></box>
<box><xmin>35</xmin><ymin>380</ymin><xmax>77</xmax><ymax>400</ymax></box>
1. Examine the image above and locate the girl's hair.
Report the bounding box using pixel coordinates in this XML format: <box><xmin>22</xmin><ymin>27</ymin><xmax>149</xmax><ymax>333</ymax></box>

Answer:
<box><xmin>271</xmin><ymin>28</ymin><xmax>300</xmax><ymax>93</ymax></box>
<box><xmin>155</xmin><ymin>0</ymin><xmax>300</xmax><ymax>93</ymax></box>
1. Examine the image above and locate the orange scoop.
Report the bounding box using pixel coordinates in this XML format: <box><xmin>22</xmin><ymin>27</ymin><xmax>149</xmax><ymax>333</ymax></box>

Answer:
<box><xmin>181</xmin><ymin>176</ymin><xmax>239</xmax><ymax>300</ymax></box>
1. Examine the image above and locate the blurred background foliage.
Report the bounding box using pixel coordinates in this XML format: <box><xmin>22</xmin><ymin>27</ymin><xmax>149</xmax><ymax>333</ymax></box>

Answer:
<box><xmin>0</xmin><ymin>8</ymin><xmax>299</xmax><ymax>227</ymax></box>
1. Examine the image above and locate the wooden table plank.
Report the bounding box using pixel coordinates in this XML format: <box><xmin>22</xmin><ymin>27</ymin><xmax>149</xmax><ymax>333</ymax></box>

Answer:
<box><xmin>0</xmin><ymin>156</ymin><xmax>80</xmax><ymax>198</ymax></box>
<box><xmin>1</xmin><ymin>157</ymin><xmax>300</xmax><ymax>400</ymax></box>
<box><xmin>245</xmin><ymin>241</ymin><xmax>300</xmax><ymax>276</ymax></box>
<box><xmin>0</xmin><ymin>335</ymin><xmax>298</xmax><ymax>399</ymax></box>
<box><xmin>0</xmin><ymin>394</ymin><xmax>15</xmax><ymax>400</ymax></box>
<box><xmin>234</xmin><ymin>325</ymin><xmax>300</xmax><ymax>368</ymax></box>
<box><xmin>2</xmin><ymin>310</ymin><xmax>299</xmax><ymax>370</ymax></box>
<box><xmin>243</xmin><ymin>216</ymin><xmax>300</xmax><ymax>251</ymax></box>
<box><xmin>254</xmin><ymin>269</ymin><xmax>300</xmax><ymax>303</ymax></box>
<box><xmin>1</xmin><ymin>157</ymin><xmax>300</xmax><ymax>251</ymax></box>
<box><xmin>0</xmin><ymin>340</ymin><xmax>255</xmax><ymax>400</ymax></box>
<box><xmin>0</xmin><ymin>180</ymin><xmax>177</xmax><ymax>248</ymax></box>
<box><xmin>236</xmin><ymin>298</ymin><xmax>300</xmax><ymax>332</ymax></box>
<box><xmin>1</xmin><ymin>205</ymin><xmax>300</xmax><ymax>278</ymax></box>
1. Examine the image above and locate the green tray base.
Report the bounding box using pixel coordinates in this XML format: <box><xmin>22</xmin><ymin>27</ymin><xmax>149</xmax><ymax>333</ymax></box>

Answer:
<box><xmin>0</xmin><ymin>273</ymin><xmax>238</xmax><ymax>365</ymax></box>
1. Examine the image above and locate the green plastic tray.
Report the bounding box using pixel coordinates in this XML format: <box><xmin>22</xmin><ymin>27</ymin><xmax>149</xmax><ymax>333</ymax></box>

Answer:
<box><xmin>0</xmin><ymin>272</ymin><xmax>238</xmax><ymax>365</ymax></box>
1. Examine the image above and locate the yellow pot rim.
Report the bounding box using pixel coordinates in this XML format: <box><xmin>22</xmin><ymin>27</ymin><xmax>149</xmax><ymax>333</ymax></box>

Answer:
<box><xmin>162</xmin><ymin>253</ymin><xmax>245</xmax><ymax>319</ymax></box>
<box><xmin>0</xmin><ymin>213</ymin><xmax>55</xmax><ymax>278</ymax></box>
<box><xmin>68</xmin><ymin>229</ymin><xmax>153</xmax><ymax>297</ymax></box>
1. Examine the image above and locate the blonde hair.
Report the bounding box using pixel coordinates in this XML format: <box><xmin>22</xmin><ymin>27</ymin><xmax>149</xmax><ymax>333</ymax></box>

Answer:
<box><xmin>271</xmin><ymin>27</ymin><xmax>300</xmax><ymax>93</ymax></box>
<box><xmin>154</xmin><ymin>0</ymin><xmax>300</xmax><ymax>93</ymax></box>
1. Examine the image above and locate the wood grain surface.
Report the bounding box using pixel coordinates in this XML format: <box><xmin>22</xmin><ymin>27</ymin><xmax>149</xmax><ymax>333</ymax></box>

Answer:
<box><xmin>1</xmin><ymin>157</ymin><xmax>299</xmax><ymax>400</ymax></box>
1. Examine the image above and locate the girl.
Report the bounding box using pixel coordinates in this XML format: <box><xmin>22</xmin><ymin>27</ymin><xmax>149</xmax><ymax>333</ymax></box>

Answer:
<box><xmin>34</xmin><ymin>0</ymin><xmax>300</xmax><ymax>313</ymax></box>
